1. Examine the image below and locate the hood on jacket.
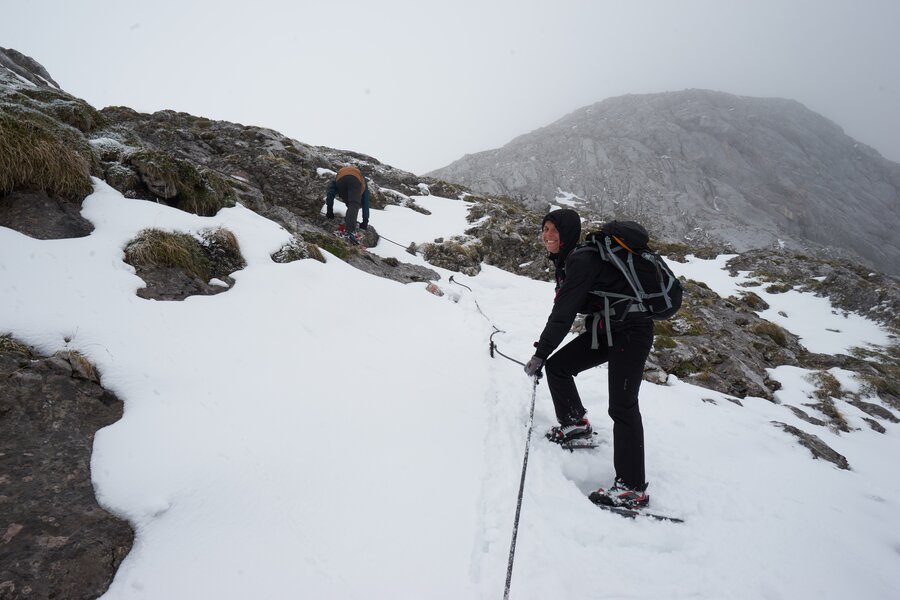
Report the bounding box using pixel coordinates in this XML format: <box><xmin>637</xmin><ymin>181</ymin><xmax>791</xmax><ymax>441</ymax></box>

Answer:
<box><xmin>542</xmin><ymin>208</ymin><xmax>582</xmax><ymax>262</ymax></box>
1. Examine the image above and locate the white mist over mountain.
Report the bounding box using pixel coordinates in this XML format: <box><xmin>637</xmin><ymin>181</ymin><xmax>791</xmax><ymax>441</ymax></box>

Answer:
<box><xmin>2</xmin><ymin>0</ymin><xmax>899</xmax><ymax>174</ymax></box>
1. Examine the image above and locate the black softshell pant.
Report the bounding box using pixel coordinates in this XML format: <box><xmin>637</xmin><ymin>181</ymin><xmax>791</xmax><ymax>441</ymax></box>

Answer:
<box><xmin>545</xmin><ymin>320</ymin><xmax>654</xmax><ymax>489</ymax></box>
<box><xmin>336</xmin><ymin>175</ymin><xmax>363</xmax><ymax>234</ymax></box>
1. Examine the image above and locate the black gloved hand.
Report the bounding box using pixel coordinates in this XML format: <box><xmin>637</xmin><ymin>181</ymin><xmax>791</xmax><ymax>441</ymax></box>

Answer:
<box><xmin>325</xmin><ymin>209</ymin><xmax>334</xmax><ymax>219</ymax></box>
<box><xmin>524</xmin><ymin>355</ymin><xmax>544</xmax><ymax>377</ymax></box>
<box><xmin>360</xmin><ymin>220</ymin><xmax>368</xmax><ymax>230</ymax></box>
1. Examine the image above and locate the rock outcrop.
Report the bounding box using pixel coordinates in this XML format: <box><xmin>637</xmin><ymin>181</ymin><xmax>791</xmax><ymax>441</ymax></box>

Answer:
<box><xmin>0</xmin><ymin>47</ymin><xmax>60</xmax><ymax>89</ymax></box>
<box><xmin>0</xmin><ymin>338</ymin><xmax>133</xmax><ymax>600</ymax></box>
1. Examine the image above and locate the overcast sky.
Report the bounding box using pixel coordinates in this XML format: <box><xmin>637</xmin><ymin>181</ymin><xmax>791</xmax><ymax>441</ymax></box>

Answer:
<box><xmin>3</xmin><ymin>0</ymin><xmax>899</xmax><ymax>174</ymax></box>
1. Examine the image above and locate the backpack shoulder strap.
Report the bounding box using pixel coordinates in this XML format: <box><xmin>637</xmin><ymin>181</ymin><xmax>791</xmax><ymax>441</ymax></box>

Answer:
<box><xmin>599</xmin><ymin>234</ymin><xmax>645</xmax><ymax>300</ymax></box>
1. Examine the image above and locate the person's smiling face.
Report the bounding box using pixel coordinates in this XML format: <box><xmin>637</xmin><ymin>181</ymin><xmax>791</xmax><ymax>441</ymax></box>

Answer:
<box><xmin>542</xmin><ymin>220</ymin><xmax>561</xmax><ymax>254</ymax></box>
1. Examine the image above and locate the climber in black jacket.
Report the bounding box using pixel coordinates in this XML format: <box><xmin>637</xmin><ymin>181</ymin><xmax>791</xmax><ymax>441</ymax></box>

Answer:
<box><xmin>524</xmin><ymin>208</ymin><xmax>653</xmax><ymax>508</ymax></box>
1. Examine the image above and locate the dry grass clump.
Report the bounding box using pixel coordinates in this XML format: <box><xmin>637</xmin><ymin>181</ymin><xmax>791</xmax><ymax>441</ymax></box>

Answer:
<box><xmin>811</xmin><ymin>371</ymin><xmax>843</xmax><ymax>401</ymax></box>
<box><xmin>200</xmin><ymin>228</ymin><xmax>246</xmax><ymax>277</ymax></box>
<box><xmin>125</xmin><ymin>229</ymin><xmax>213</xmax><ymax>281</ymax></box>
<box><xmin>0</xmin><ymin>335</ymin><xmax>33</xmax><ymax>356</ymax></box>
<box><xmin>654</xmin><ymin>335</ymin><xmax>677</xmax><ymax>349</ymax></box>
<box><xmin>739</xmin><ymin>291</ymin><xmax>769</xmax><ymax>310</ymax></box>
<box><xmin>63</xmin><ymin>348</ymin><xmax>99</xmax><ymax>381</ymax></box>
<box><xmin>0</xmin><ymin>108</ymin><xmax>93</xmax><ymax>200</ymax></box>
<box><xmin>125</xmin><ymin>228</ymin><xmax>209</xmax><ymax>278</ymax></box>
<box><xmin>807</xmin><ymin>371</ymin><xmax>851</xmax><ymax>432</ymax></box>
<box><xmin>654</xmin><ymin>320</ymin><xmax>676</xmax><ymax>336</ymax></box>
<box><xmin>753</xmin><ymin>321</ymin><xmax>788</xmax><ymax>347</ymax></box>
<box><xmin>124</xmin><ymin>227</ymin><xmax>247</xmax><ymax>281</ymax></box>
<box><xmin>301</xmin><ymin>232</ymin><xmax>360</xmax><ymax>261</ymax></box>
<box><xmin>271</xmin><ymin>238</ymin><xmax>326</xmax><ymax>264</ymax></box>
<box><xmin>765</xmin><ymin>282</ymin><xmax>793</xmax><ymax>294</ymax></box>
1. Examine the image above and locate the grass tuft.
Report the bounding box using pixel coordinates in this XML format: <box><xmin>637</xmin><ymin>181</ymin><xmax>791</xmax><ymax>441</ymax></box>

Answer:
<box><xmin>0</xmin><ymin>108</ymin><xmax>93</xmax><ymax>200</ymax></box>
<box><xmin>200</xmin><ymin>228</ymin><xmax>246</xmax><ymax>278</ymax></box>
<box><xmin>125</xmin><ymin>228</ymin><xmax>213</xmax><ymax>281</ymax></box>
<box><xmin>753</xmin><ymin>322</ymin><xmax>788</xmax><ymax>347</ymax></box>
<box><xmin>124</xmin><ymin>227</ymin><xmax>247</xmax><ymax>281</ymax></box>
<box><xmin>654</xmin><ymin>335</ymin><xmax>677</xmax><ymax>349</ymax></box>
<box><xmin>272</xmin><ymin>238</ymin><xmax>325</xmax><ymax>264</ymax></box>
<box><xmin>302</xmin><ymin>232</ymin><xmax>360</xmax><ymax>261</ymax></box>
<box><xmin>0</xmin><ymin>335</ymin><xmax>33</xmax><ymax>356</ymax></box>
<box><xmin>739</xmin><ymin>291</ymin><xmax>769</xmax><ymax>310</ymax></box>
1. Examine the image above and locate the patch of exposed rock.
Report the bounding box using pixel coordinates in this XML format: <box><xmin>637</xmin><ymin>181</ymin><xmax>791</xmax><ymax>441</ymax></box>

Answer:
<box><xmin>346</xmin><ymin>245</ymin><xmax>439</xmax><ymax>284</ymax></box>
<box><xmin>0</xmin><ymin>338</ymin><xmax>132</xmax><ymax>599</ymax></box>
<box><xmin>462</xmin><ymin>196</ymin><xmax>548</xmax><ymax>280</ymax></box>
<box><xmin>132</xmin><ymin>266</ymin><xmax>236</xmax><ymax>301</ymax></box>
<box><xmin>771</xmin><ymin>422</ymin><xmax>850</xmax><ymax>470</ymax></box>
<box><xmin>0</xmin><ymin>190</ymin><xmax>93</xmax><ymax>240</ymax></box>
<box><xmin>644</xmin><ymin>278</ymin><xmax>807</xmax><ymax>400</ymax></box>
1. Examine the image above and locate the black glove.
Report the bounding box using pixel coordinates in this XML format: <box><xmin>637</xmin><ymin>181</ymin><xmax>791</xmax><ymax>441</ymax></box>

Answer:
<box><xmin>325</xmin><ymin>209</ymin><xmax>334</xmax><ymax>219</ymax></box>
<box><xmin>524</xmin><ymin>355</ymin><xmax>544</xmax><ymax>377</ymax></box>
<box><xmin>360</xmin><ymin>220</ymin><xmax>368</xmax><ymax>230</ymax></box>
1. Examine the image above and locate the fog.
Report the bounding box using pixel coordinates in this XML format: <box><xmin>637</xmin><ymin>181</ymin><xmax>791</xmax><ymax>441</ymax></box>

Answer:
<box><xmin>3</xmin><ymin>0</ymin><xmax>898</xmax><ymax>174</ymax></box>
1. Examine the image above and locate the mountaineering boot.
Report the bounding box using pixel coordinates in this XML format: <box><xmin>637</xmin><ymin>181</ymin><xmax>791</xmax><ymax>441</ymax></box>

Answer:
<box><xmin>589</xmin><ymin>478</ymin><xmax>649</xmax><ymax>509</ymax></box>
<box><xmin>545</xmin><ymin>418</ymin><xmax>592</xmax><ymax>444</ymax></box>
<box><xmin>335</xmin><ymin>224</ymin><xmax>361</xmax><ymax>246</ymax></box>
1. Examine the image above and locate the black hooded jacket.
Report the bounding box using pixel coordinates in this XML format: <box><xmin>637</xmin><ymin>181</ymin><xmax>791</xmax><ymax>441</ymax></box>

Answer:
<box><xmin>534</xmin><ymin>209</ymin><xmax>644</xmax><ymax>360</ymax></box>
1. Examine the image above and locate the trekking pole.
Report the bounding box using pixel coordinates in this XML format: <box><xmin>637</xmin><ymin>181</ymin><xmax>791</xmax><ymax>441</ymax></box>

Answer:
<box><xmin>503</xmin><ymin>373</ymin><xmax>540</xmax><ymax>600</ymax></box>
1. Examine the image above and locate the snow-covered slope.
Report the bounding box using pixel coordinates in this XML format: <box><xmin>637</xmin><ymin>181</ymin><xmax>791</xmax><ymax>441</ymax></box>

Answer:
<box><xmin>1</xmin><ymin>181</ymin><xmax>898</xmax><ymax>599</ymax></box>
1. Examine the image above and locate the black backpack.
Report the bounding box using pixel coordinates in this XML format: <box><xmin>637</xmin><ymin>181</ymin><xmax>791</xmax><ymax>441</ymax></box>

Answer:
<box><xmin>579</xmin><ymin>220</ymin><xmax>683</xmax><ymax>347</ymax></box>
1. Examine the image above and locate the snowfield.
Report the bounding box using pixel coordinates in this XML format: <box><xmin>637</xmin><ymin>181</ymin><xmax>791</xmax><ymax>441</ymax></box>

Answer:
<box><xmin>1</xmin><ymin>179</ymin><xmax>898</xmax><ymax>599</ymax></box>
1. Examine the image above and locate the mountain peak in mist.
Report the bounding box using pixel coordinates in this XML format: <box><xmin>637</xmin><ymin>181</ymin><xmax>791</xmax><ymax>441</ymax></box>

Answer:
<box><xmin>429</xmin><ymin>89</ymin><xmax>900</xmax><ymax>276</ymax></box>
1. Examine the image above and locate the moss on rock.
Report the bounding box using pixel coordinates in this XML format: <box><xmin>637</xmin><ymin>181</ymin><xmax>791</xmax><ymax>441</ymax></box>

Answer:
<box><xmin>127</xmin><ymin>149</ymin><xmax>236</xmax><ymax>216</ymax></box>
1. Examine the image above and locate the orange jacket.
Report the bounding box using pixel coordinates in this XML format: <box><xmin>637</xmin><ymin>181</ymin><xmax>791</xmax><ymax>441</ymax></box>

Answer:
<box><xmin>336</xmin><ymin>166</ymin><xmax>366</xmax><ymax>190</ymax></box>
